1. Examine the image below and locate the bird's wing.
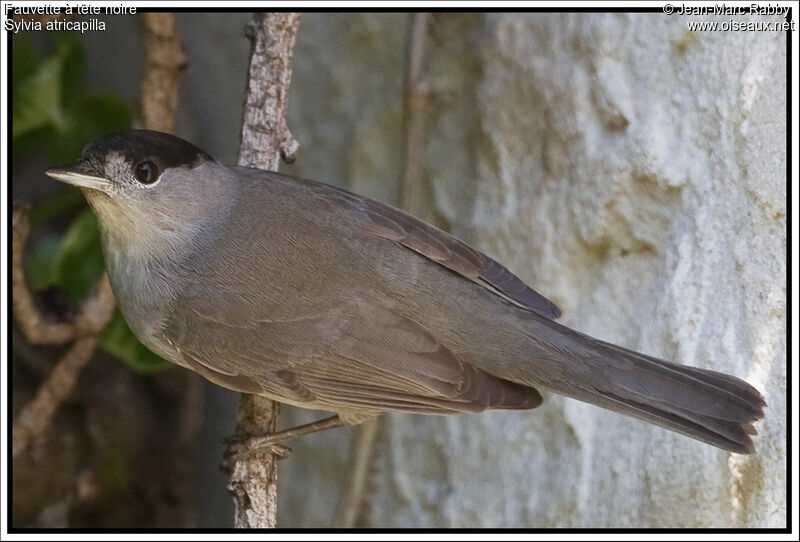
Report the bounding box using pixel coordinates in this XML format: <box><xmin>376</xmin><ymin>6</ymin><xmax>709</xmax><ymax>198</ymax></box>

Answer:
<box><xmin>357</xmin><ymin>195</ymin><xmax>561</xmax><ymax>319</ymax></box>
<box><xmin>234</xmin><ymin>167</ymin><xmax>561</xmax><ymax>320</ymax></box>
<box><xmin>166</xmin><ymin>295</ymin><xmax>542</xmax><ymax>416</ymax></box>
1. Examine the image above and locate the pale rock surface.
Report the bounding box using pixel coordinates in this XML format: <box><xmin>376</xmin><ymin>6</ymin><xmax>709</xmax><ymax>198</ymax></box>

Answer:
<box><xmin>279</xmin><ymin>13</ymin><xmax>785</xmax><ymax>527</ymax></box>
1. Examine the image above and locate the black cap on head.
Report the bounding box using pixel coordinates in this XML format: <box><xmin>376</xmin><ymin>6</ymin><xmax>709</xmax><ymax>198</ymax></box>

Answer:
<box><xmin>81</xmin><ymin>130</ymin><xmax>214</xmax><ymax>170</ymax></box>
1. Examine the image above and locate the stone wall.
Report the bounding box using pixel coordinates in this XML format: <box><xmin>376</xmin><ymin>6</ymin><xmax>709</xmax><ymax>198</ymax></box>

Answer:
<box><xmin>278</xmin><ymin>12</ymin><xmax>785</xmax><ymax>528</ymax></box>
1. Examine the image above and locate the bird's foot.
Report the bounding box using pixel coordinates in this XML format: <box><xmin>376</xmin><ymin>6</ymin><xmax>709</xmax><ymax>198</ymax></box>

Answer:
<box><xmin>221</xmin><ymin>437</ymin><xmax>292</xmax><ymax>471</ymax></box>
<box><xmin>221</xmin><ymin>414</ymin><xmax>345</xmax><ymax>470</ymax></box>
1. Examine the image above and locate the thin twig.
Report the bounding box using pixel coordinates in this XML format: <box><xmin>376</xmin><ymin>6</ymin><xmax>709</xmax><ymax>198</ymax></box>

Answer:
<box><xmin>12</xmin><ymin>203</ymin><xmax>81</xmax><ymax>345</ymax></box>
<box><xmin>13</xmin><ymin>338</ymin><xmax>97</xmax><ymax>458</ymax></box>
<box><xmin>225</xmin><ymin>12</ymin><xmax>301</xmax><ymax>529</ymax></box>
<box><xmin>399</xmin><ymin>12</ymin><xmax>432</xmax><ymax>213</ymax></box>
<box><xmin>335</xmin><ymin>418</ymin><xmax>380</xmax><ymax>527</ymax></box>
<box><xmin>334</xmin><ymin>13</ymin><xmax>435</xmax><ymax>528</ymax></box>
<box><xmin>11</xmin><ymin>204</ymin><xmax>116</xmax><ymax>459</ymax></box>
<box><xmin>140</xmin><ymin>13</ymin><xmax>187</xmax><ymax>133</ymax></box>
<box><xmin>229</xmin><ymin>415</ymin><xmax>343</xmax><ymax>450</ymax></box>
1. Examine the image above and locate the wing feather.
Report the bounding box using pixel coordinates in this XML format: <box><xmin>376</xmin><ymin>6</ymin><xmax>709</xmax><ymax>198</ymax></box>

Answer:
<box><xmin>167</xmin><ymin>297</ymin><xmax>542</xmax><ymax>415</ymax></box>
<box><xmin>229</xmin><ymin>167</ymin><xmax>560</xmax><ymax>320</ymax></box>
<box><xmin>359</xmin><ymin>192</ymin><xmax>561</xmax><ymax>319</ymax></box>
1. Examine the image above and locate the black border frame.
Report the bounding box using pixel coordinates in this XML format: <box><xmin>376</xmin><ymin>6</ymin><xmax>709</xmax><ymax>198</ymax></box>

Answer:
<box><xmin>5</xmin><ymin>4</ymin><xmax>793</xmax><ymax>535</ymax></box>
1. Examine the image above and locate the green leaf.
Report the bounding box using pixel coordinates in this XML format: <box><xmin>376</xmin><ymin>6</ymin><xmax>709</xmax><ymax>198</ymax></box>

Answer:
<box><xmin>25</xmin><ymin>235</ymin><xmax>61</xmax><ymax>290</ymax></box>
<box><xmin>37</xmin><ymin>95</ymin><xmax>132</xmax><ymax>163</ymax></box>
<box><xmin>28</xmin><ymin>186</ymin><xmax>86</xmax><ymax>226</ymax></box>
<box><xmin>52</xmin><ymin>33</ymin><xmax>87</xmax><ymax>101</ymax></box>
<box><xmin>12</xmin><ymin>52</ymin><xmax>65</xmax><ymax>139</ymax></box>
<box><xmin>99</xmin><ymin>311</ymin><xmax>172</xmax><ymax>373</ymax></box>
<box><xmin>12</xmin><ymin>37</ymin><xmax>40</xmax><ymax>87</ymax></box>
<box><xmin>12</xmin><ymin>34</ymin><xmax>87</xmax><ymax>140</ymax></box>
<box><xmin>12</xmin><ymin>34</ymin><xmax>131</xmax><ymax>161</ymax></box>
<box><xmin>50</xmin><ymin>209</ymin><xmax>105</xmax><ymax>302</ymax></box>
<box><xmin>71</xmin><ymin>93</ymin><xmax>132</xmax><ymax>141</ymax></box>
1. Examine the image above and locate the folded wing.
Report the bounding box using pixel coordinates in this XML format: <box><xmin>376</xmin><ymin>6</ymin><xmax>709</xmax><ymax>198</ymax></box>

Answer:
<box><xmin>168</xmin><ymin>296</ymin><xmax>542</xmax><ymax>416</ymax></box>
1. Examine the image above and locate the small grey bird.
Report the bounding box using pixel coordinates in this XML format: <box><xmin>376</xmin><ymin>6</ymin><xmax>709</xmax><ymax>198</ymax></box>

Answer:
<box><xmin>47</xmin><ymin>130</ymin><xmax>765</xmax><ymax>453</ymax></box>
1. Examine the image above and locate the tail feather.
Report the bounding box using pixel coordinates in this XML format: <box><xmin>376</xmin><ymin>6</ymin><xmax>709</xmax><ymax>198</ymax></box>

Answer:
<box><xmin>525</xmin><ymin>320</ymin><xmax>766</xmax><ymax>454</ymax></box>
<box><xmin>595</xmin><ymin>338</ymin><xmax>766</xmax><ymax>423</ymax></box>
<box><xmin>591</xmin><ymin>389</ymin><xmax>757</xmax><ymax>454</ymax></box>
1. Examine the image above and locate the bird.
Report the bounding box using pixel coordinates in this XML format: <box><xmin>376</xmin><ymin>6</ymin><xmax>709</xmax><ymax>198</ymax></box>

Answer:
<box><xmin>46</xmin><ymin>129</ymin><xmax>766</xmax><ymax>454</ymax></box>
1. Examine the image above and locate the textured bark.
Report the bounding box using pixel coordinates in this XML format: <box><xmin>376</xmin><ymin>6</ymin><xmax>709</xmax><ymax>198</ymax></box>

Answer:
<box><xmin>227</xmin><ymin>397</ymin><xmax>282</xmax><ymax>528</ymax></box>
<box><xmin>237</xmin><ymin>12</ymin><xmax>301</xmax><ymax>170</ymax></box>
<box><xmin>225</xmin><ymin>12</ymin><xmax>301</xmax><ymax>529</ymax></box>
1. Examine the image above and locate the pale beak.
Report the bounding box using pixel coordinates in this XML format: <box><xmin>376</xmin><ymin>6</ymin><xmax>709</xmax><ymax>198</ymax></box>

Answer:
<box><xmin>45</xmin><ymin>167</ymin><xmax>112</xmax><ymax>192</ymax></box>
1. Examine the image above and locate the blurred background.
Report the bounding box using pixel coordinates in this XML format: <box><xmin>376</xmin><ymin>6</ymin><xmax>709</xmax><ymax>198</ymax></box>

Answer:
<box><xmin>10</xmin><ymin>11</ymin><xmax>787</xmax><ymax>528</ymax></box>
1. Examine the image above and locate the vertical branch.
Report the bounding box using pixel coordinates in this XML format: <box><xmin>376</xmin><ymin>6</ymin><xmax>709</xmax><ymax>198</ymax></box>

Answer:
<box><xmin>140</xmin><ymin>13</ymin><xmax>187</xmax><ymax>133</ymax></box>
<box><xmin>336</xmin><ymin>13</ymin><xmax>434</xmax><ymax>528</ymax></box>
<box><xmin>226</xmin><ymin>12</ymin><xmax>301</xmax><ymax>529</ymax></box>
<box><xmin>399</xmin><ymin>12</ymin><xmax>431</xmax><ymax>213</ymax></box>
<box><xmin>138</xmin><ymin>14</ymin><xmax>199</xmax><ymax>527</ymax></box>
<box><xmin>237</xmin><ymin>13</ymin><xmax>301</xmax><ymax>171</ymax></box>
<box><xmin>227</xmin><ymin>397</ymin><xmax>282</xmax><ymax>528</ymax></box>
<box><xmin>335</xmin><ymin>418</ymin><xmax>379</xmax><ymax>527</ymax></box>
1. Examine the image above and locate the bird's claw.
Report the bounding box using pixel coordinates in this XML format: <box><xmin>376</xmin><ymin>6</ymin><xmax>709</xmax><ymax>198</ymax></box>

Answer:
<box><xmin>221</xmin><ymin>435</ymin><xmax>292</xmax><ymax>471</ymax></box>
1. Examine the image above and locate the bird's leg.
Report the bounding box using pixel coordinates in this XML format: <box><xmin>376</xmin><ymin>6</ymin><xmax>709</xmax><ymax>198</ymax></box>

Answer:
<box><xmin>240</xmin><ymin>414</ymin><xmax>345</xmax><ymax>447</ymax></box>
<box><xmin>223</xmin><ymin>415</ymin><xmax>345</xmax><ymax>465</ymax></box>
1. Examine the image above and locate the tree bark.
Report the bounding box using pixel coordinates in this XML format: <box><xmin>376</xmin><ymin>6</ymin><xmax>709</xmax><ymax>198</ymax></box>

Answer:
<box><xmin>225</xmin><ymin>12</ymin><xmax>301</xmax><ymax>529</ymax></box>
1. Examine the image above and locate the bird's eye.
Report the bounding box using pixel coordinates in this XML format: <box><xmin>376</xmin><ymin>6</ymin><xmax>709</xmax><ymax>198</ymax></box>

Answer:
<box><xmin>134</xmin><ymin>160</ymin><xmax>160</xmax><ymax>185</ymax></box>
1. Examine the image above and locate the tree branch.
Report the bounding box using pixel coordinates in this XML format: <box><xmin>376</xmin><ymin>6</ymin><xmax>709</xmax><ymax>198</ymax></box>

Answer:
<box><xmin>399</xmin><ymin>12</ymin><xmax>432</xmax><ymax>213</ymax></box>
<box><xmin>140</xmin><ymin>13</ymin><xmax>187</xmax><ymax>133</ymax></box>
<box><xmin>13</xmin><ymin>338</ymin><xmax>97</xmax><ymax>459</ymax></box>
<box><xmin>225</xmin><ymin>12</ymin><xmax>301</xmax><ymax>529</ymax></box>
<box><xmin>12</xmin><ymin>204</ymin><xmax>84</xmax><ymax>345</ymax></box>
<box><xmin>237</xmin><ymin>12</ymin><xmax>301</xmax><ymax>170</ymax></box>
<box><xmin>12</xmin><ymin>204</ymin><xmax>116</xmax><ymax>459</ymax></box>
<box><xmin>335</xmin><ymin>418</ymin><xmax>379</xmax><ymax>527</ymax></box>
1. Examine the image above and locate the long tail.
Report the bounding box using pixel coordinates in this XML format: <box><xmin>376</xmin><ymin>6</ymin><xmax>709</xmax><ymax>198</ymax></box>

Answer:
<box><xmin>518</xmin><ymin>320</ymin><xmax>766</xmax><ymax>454</ymax></box>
